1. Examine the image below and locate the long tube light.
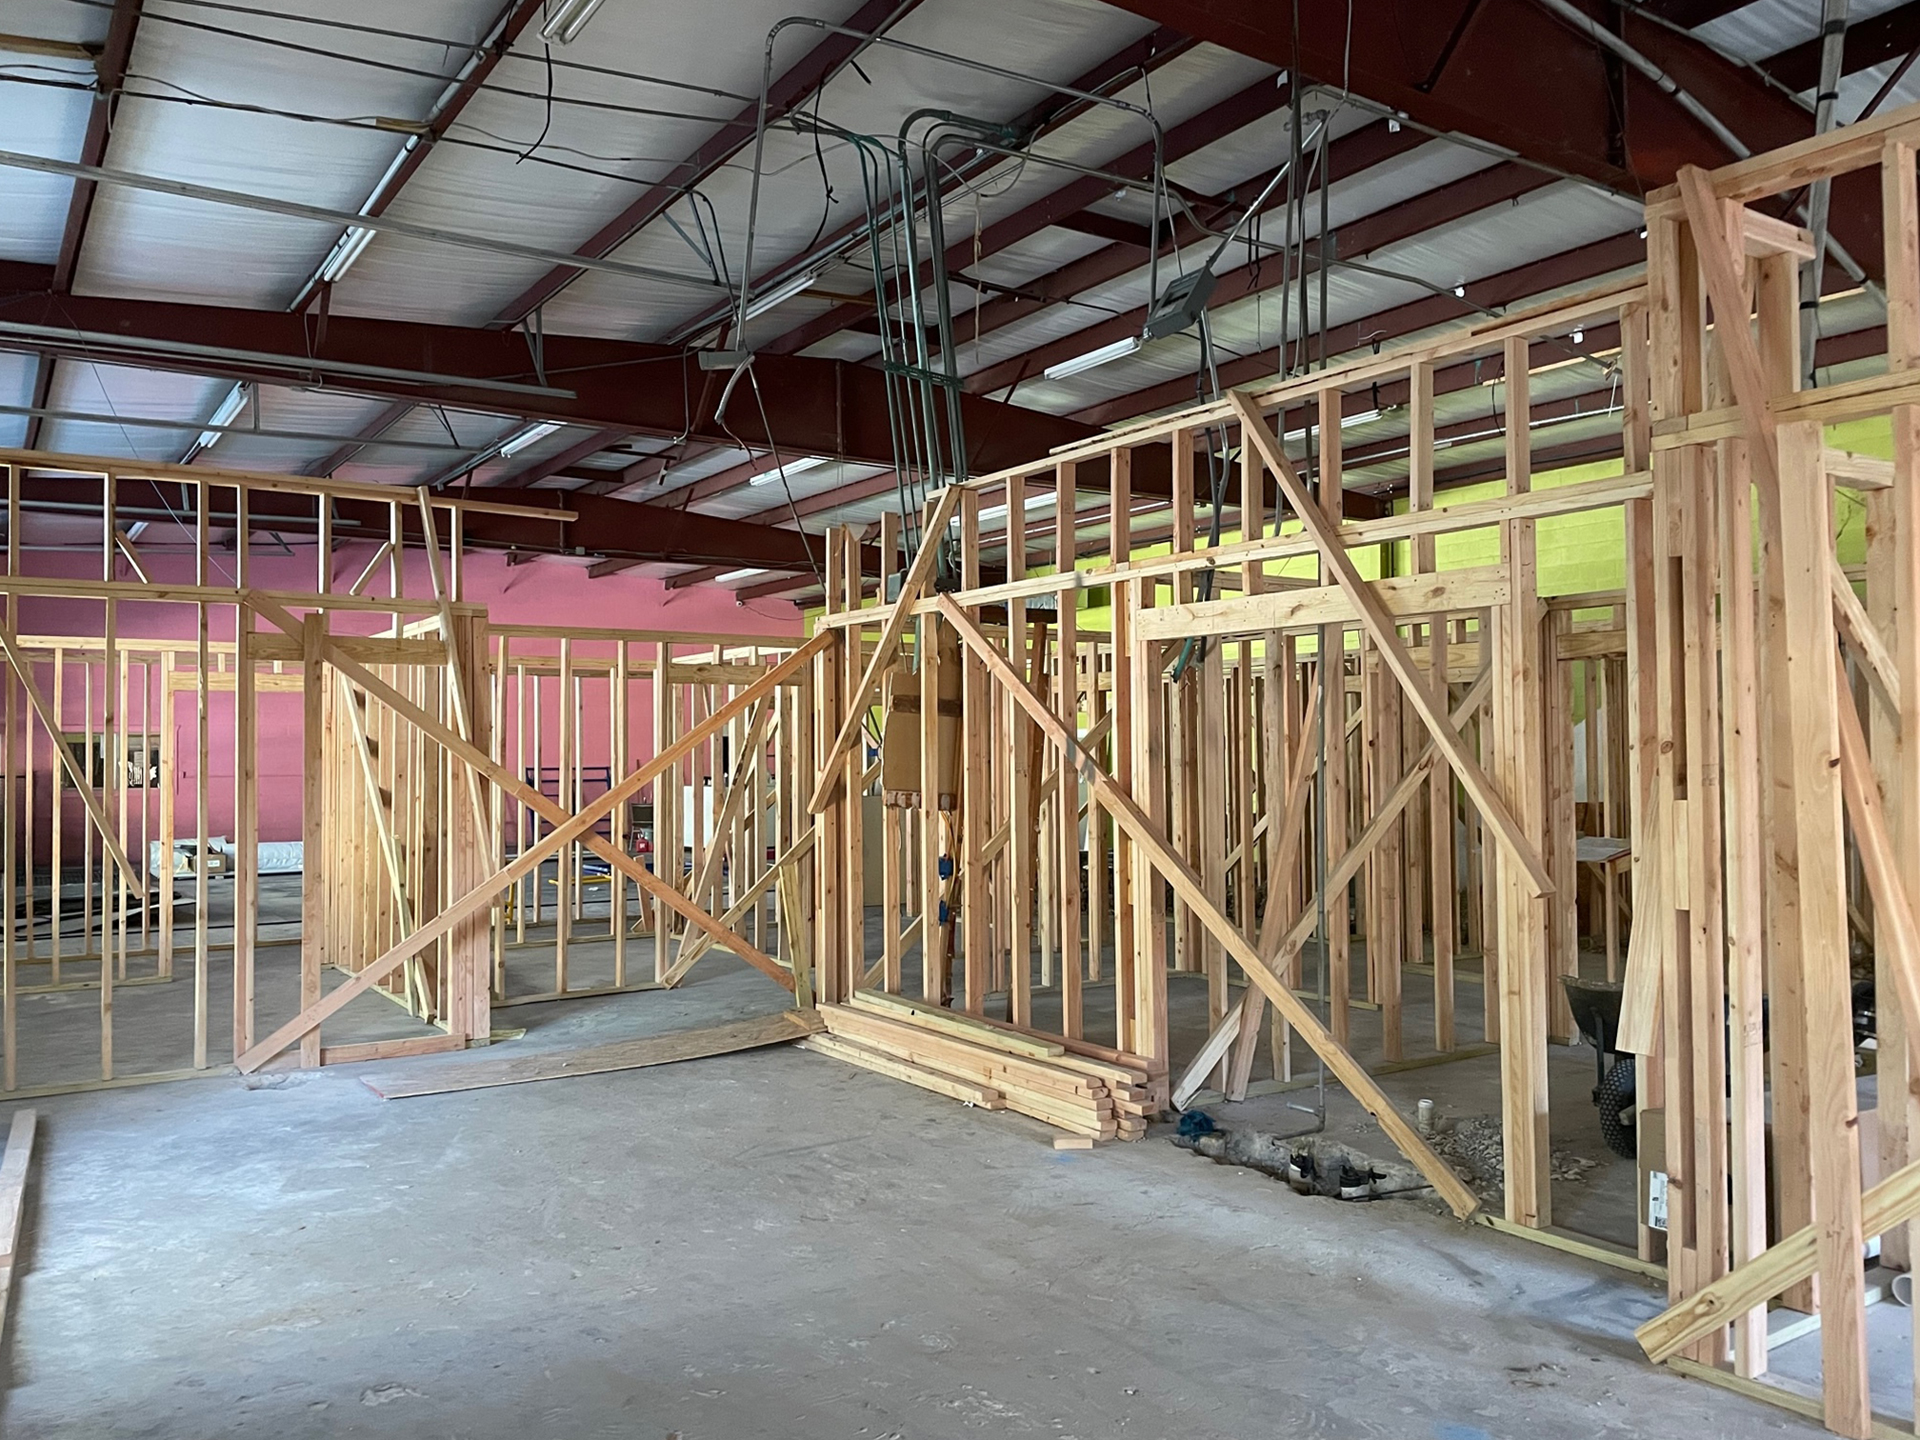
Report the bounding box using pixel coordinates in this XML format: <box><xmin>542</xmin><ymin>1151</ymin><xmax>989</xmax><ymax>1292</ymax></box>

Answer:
<box><xmin>741</xmin><ymin>269</ymin><xmax>821</xmax><ymax>323</ymax></box>
<box><xmin>539</xmin><ymin>0</ymin><xmax>608</xmax><ymax>44</ymax></box>
<box><xmin>715</xmin><ymin>567</ymin><xmax>767</xmax><ymax>583</ymax></box>
<box><xmin>976</xmin><ymin>494</ymin><xmax>1058</xmax><ymax>525</ymax></box>
<box><xmin>195</xmin><ymin>383</ymin><xmax>250</xmax><ymax>450</ymax></box>
<box><xmin>499</xmin><ymin>420</ymin><xmax>564</xmax><ymax>457</ymax></box>
<box><xmin>1042</xmin><ymin>335</ymin><xmax>1141</xmax><ymax>382</ymax></box>
<box><xmin>748</xmin><ymin>454</ymin><xmax>829</xmax><ymax>487</ymax></box>
<box><xmin>318</xmin><ymin>224</ymin><xmax>376</xmax><ymax>284</ymax></box>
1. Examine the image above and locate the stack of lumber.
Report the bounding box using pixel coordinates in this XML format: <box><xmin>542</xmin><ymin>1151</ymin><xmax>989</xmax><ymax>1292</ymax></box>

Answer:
<box><xmin>803</xmin><ymin>990</ymin><xmax>1159</xmax><ymax>1142</ymax></box>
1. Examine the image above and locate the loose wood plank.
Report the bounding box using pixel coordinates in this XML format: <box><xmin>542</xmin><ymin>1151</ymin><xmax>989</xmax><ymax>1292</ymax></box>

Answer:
<box><xmin>365</xmin><ymin>1011</ymin><xmax>824</xmax><ymax>1099</ymax></box>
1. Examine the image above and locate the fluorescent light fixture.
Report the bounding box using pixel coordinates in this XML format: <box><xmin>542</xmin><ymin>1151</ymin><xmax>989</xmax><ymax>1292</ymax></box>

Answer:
<box><xmin>742</xmin><ymin>269</ymin><xmax>820</xmax><ymax>322</ymax></box>
<box><xmin>318</xmin><ymin>224</ymin><xmax>376</xmax><ymax>284</ymax></box>
<box><xmin>499</xmin><ymin>420</ymin><xmax>564</xmax><ymax>458</ymax></box>
<box><xmin>748</xmin><ymin>454</ymin><xmax>829</xmax><ymax>488</ymax></box>
<box><xmin>976</xmin><ymin>494</ymin><xmax>1056</xmax><ymax>526</ymax></box>
<box><xmin>715</xmin><ymin>567</ymin><xmax>767</xmax><ymax>584</ymax></box>
<box><xmin>1275</xmin><ymin>408</ymin><xmax>1380</xmax><ymax>444</ymax></box>
<box><xmin>539</xmin><ymin>0</ymin><xmax>607</xmax><ymax>44</ymax></box>
<box><xmin>1043</xmin><ymin>335</ymin><xmax>1142</xmax><ymax>382</ymax></box>
<box><xmin>195</xmin><ymin>383</ymin><xmax>249</xmax><ymax>450</ymax></box>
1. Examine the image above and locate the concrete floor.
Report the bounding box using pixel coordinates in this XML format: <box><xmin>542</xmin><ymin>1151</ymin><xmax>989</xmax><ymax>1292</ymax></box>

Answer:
<box><xmin>2</xmin><ymin>948</ymin><xmax>1840</xmax><ymax>1440</ymax></box>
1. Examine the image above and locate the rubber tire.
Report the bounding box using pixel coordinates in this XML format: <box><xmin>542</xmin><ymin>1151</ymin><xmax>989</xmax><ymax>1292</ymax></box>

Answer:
<box><xmin>1597</xmin><ymin>1056</ymin><xmax>1637</xmax><ymax>1161</ymax></box>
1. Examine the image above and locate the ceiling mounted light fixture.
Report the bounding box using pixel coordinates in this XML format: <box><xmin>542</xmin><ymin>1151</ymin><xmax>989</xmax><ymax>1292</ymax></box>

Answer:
<box><xmin>539</xmin><ymin>0</ymin><xmax>608</xmax><ymax>45</ymax></box>
<box><xmin>499</xmin><ymin>420</ymin><xmax>564</xmax><ymax>457</ymax></box>
<box><xmin>318</xmin><ymin>224</ymin><xmax>375</xmax><ymax>284</ymax></box>
<box><xmin>741</xmin><ymin>269</ymin><xmax>822</xmax><ymax>322</ymax></box>
<box><xmin>1042</xmin><ymin>335</ymin><xmax>1142</xmax><ymax>382</ymax></box>
<box><xmin>748</xmin><ymin>454</ymin><xmax>829</xmax><ymax>487</ymax></box>
<box><xmin>715</xmin><ymin>567</ymin><xmax>767</xmax><ymax>583</ymax></box>
<box><xmin>195</xmin><ymin>383</ymin><xmax>250</xmax><ymax>450</ymax></box>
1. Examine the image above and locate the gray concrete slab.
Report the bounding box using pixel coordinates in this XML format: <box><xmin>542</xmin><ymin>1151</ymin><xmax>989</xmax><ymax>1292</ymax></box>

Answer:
<box><xmin>0</xmin><ymin>969</ymin><xmax>1830</xmax><ymax>1439</ymax></box>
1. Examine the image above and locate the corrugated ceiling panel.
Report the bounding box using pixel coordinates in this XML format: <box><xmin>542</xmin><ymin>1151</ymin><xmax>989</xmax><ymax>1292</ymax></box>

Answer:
<box><xmin>0</xmin><ymin>350</ymin><xmax>40</xmax><ymax>449</ymax></box>
<box><xmin>39</xmin><ymin>360</ymin><xmax>231</xmax><ymax>463</ymax></box>
<box><xmin>74</xmin><ymin>0</ymin><xmax>494</xmax><ymax>307</ymax></box>
<box><xmin>1016</xmin><ymin>180</ymin><xmax>1642</xmax><ymax>418</ymax></box>
<box><xmin>205</xmin><ymin>386</ymin><xmax>462</xmax><ymax>477</ymax></box>
<box><xmin>333</xmin><ymin>0</ymin><xmax>868</xmax><ymax>330</ymax></box>
<box><xmin>331</xmin><ymin>403</ymin><xmax>520</xmax><ymax>487</ymax></box>
<box><xmin>0</xmin><ymin>36</ymin><xmax>95</xmax><ymax>265</ymax></box>
<box><xmin>954</xmin><ymin>136</ymin><xmax>1507</xmax><ymax>385</ymax></box>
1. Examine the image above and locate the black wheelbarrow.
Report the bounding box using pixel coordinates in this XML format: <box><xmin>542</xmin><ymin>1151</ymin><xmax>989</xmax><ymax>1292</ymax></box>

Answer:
<box><xmin>1560</xmin><ymin>976</ymin><xmax>1637</xmax><ymax>1160</ymax></box>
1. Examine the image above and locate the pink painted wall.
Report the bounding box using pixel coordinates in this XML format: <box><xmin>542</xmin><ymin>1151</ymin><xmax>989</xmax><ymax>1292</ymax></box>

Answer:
<box><xmin>8</xmin><ymin>540</ymin><xmax>802</xmax><ymax>860</ymax></box>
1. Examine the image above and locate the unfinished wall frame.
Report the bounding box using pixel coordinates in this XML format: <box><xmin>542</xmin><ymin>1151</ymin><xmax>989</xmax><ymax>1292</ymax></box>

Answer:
<box><xmin>0</xmin><ymin>454</ymin><xmax>812</xmax><ymax>1093</ymax></box>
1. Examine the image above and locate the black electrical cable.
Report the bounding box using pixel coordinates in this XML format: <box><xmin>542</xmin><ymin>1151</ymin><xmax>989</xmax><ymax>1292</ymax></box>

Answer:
<box><xmin>516</xmin><ymin>43</ymin><xmax>555</xmax><ymax>163</ymax></box>
<box><xmin>804</xmin><ymin>84</ymin><xmax>838</xmax><ymax>253</ymax></box>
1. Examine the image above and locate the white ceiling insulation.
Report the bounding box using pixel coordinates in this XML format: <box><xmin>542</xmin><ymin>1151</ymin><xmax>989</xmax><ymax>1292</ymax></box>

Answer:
<box><xmin>0</xmin><ymin>19</ymin><xmax>94</xmax><ymax>266</ymax></box>
<box><xmin>329</xmin><ymin>400</ymin><xmax>523</xmax><ymax>487</ymax></box>
<box><xmin>0</xmin><ymin>350</ymin><xmax>41</xmax><ymax>448</ymax></box>
<box><xmin>947</xmin><ymin>125</ymin><xmax>1516</xmax><ymax>396</ymax></box>
<box><xmin>1699</xmin><ymin>0</ymin><xmax>1920</xmax><ymax>122</ymax></box>
<box><xmin>72</xmin><ymin>1</ymin><xmax>488</xmax><ymax>306</ymax></box>
<box><xmin>202</xmin><ymin>384</ymin><xmax>455</xmax><ymax>476</ymax></box>
<box><xmin>40</xmin><ymin>357</ymin><xmax>233</xmax><ymax>461</ymax></box>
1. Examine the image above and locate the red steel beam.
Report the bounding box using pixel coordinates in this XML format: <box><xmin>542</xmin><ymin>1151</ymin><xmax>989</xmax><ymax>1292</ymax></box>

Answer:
<box><xmin>11</xmin><ymin>471</ymin><xmax>850</xmax><ymax>572</ymax></box>
<box><xmin>735</xmin><ymin>571</ymin><xmax>819</xmax><ymax>602</ymax></box>
<box><xmin>669</xmin><ymin>452</ymin><xmax>793</xmax><ymax>503</ymax></box>
<box><xmin>593</xmin><ymin>440</ymin><xmax>730</xmax><ymax>495</ymax></box>
<box><xmin>0</xmin><ymin>279</ymin><xmax>1102</xmax><ymax>475</ymax></box>
<box><xmin>553</xmin><ymin>440</ymin><xmax>734</xmax><ymax>497</ymax></box>
<box><xmin>596</xmin><ymin>469</ymin><xmax>904</xmax><ymax>581</ymax></box>
<box><xmin>740</xmin><ymin>467</ymin><xmax>902</xmax><ymax>524</ymax></box>
<box><xmin>19</xmin><ymin>354</ymin><xmax>55</xmax><ymax>453</ymax></box>
<box><xmin>52</xmin><ymin>0</ymin><xmax>142</xmax><ymax>293</ymax></box>
<box><xmin>32</xmin><ymin>0</ymin><xmax>142</xmax><ymax>450</ymax></box>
